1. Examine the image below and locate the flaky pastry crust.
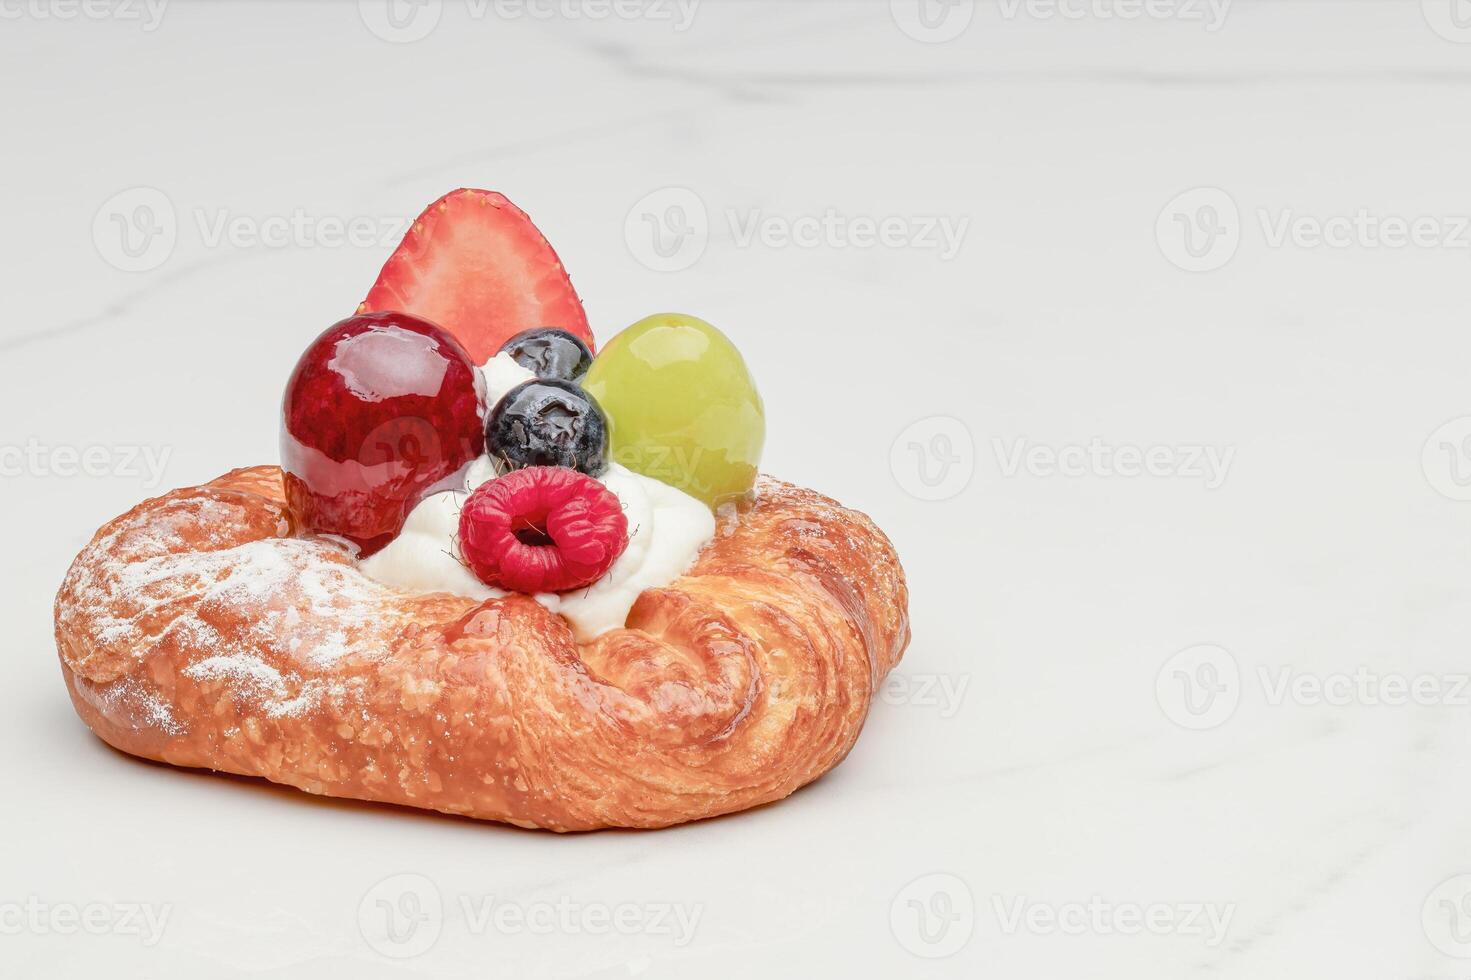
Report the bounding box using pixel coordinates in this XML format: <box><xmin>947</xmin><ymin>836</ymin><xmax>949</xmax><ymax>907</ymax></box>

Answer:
<box><xmin>53</xmin><ymin>467</ymin><xmax>909</xmax><ymax>831</ymax></box>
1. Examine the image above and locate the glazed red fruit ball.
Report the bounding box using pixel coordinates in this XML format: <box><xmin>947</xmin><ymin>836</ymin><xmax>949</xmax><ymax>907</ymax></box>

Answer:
<box><xmin>282</xmin><ymin>312</ymin><xmax>485</xmax><ymax>557</ymax></box>
<box><xmin>458</xmin><ymin>467</ymin><xmax>628</xmax><ymax>594</ymax></box>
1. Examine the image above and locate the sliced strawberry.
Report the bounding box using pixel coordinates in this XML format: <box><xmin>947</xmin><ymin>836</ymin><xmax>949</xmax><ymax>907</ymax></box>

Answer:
<box><xmin>359</xmin><ymin>189</ymin><xmax>592</xmax><ymax>363</ymax></box>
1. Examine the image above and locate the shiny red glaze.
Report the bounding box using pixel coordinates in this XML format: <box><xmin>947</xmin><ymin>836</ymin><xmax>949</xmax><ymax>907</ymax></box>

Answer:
<box><xmin>281</xmin><ymin>312</ymin><xmax>486</xmax><ymax>556</ymax></box>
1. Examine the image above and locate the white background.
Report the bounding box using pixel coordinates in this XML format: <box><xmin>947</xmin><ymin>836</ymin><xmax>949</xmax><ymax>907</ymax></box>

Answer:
<box><xmin>5</xmin><ymin>1</ymin><xmax>1471</xmax><ymax>976</ymax></box>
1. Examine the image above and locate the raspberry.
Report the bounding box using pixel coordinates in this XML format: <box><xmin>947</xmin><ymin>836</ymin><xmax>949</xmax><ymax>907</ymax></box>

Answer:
<box><xmin>458</xmin><ymin>466</ymin><xmax>628</xmax><ymax>594</ymax></box>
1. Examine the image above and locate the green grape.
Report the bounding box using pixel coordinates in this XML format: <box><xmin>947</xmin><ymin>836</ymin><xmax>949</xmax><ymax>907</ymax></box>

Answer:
<box><xmin>583</xmin><ymin>313</ymin><xmax>765</xmax><ymax>509</ymax></box>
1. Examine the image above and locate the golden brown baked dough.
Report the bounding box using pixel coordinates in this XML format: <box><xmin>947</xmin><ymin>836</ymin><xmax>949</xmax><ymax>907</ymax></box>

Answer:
<box><xmin>53</xmin><ymin>467</ymin><xmax>909</xmax><ymax>831</ymax></box>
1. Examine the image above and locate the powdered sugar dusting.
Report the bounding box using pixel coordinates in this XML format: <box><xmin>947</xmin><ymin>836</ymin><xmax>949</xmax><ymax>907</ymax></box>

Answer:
<box><xmin>58</xmin><ymin>487</ymin><xmax>400</xmax><ymax>721</ymax></box>
<box><xmin>68</xmin><ymin>537</ymin><xmax>387</xmax><ymax>665</ymax></box>
<box><xmin>183</xmin><ymin>653</ymin><xmax>346</xmax><ymax>719</ymax></box>
<box><xmin>186</xmin><ymin>652</ymin><xmax>285</xmax><ymax>692</ymax></box>
<box><xmin>73</xmin><ymin>674</ymin><xmax>185</xmax><ymax>737</ymax></box>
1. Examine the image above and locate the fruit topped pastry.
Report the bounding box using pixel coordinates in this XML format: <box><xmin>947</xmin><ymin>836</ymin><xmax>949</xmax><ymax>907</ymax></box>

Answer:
<box><xmin>54</xmin><ymin>189</ymin><xmax>909</xmax><ymax>831</ymax></box>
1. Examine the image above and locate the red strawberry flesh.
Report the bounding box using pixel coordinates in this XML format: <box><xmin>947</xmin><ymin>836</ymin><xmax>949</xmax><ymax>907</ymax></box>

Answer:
<box><xmin>359</xmin><ymin>189</ymin><xmax>592</xmax><ymax>363</ymax></box>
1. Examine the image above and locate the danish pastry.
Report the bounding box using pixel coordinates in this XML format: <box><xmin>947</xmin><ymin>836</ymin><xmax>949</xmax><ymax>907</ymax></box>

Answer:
<box><xmin>54</xmin><ymin>466</ymin><xmax>908</xmax><ymax>831</ymax></box>
<box><xmin>53</xmin><ymin>188</ymin><xmax>911</xmax><ymax>830</ymax></box>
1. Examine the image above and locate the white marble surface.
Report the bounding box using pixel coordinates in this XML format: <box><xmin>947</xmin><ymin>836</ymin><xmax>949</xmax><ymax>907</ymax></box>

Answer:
<box><xmin>6</xmin><ymin>1</ymin><xmax>1471</xmax><ymax>976</ymax></box>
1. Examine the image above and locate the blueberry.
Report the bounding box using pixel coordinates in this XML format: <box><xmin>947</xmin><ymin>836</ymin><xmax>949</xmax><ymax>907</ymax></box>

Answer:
<box><xmin>486</xmin><ymin>380</ymin><xmax>609</xmax><ymax>476</ymax></box>
<box><xmin>497</xmin><ymin>328</ymin><xmax>594</xmax><ymax>383</ymax></box>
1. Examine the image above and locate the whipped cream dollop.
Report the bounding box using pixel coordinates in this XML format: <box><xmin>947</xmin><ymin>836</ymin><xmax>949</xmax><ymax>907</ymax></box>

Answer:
<box><xmin>358</xmin><ymin>354</ymin><xmax>717</xmax><ymax>641</ymax></box>
<box><xmin>480</xmin><ymin>350</ymin><xmax>537</xmax><ymax>407</ymax></box>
